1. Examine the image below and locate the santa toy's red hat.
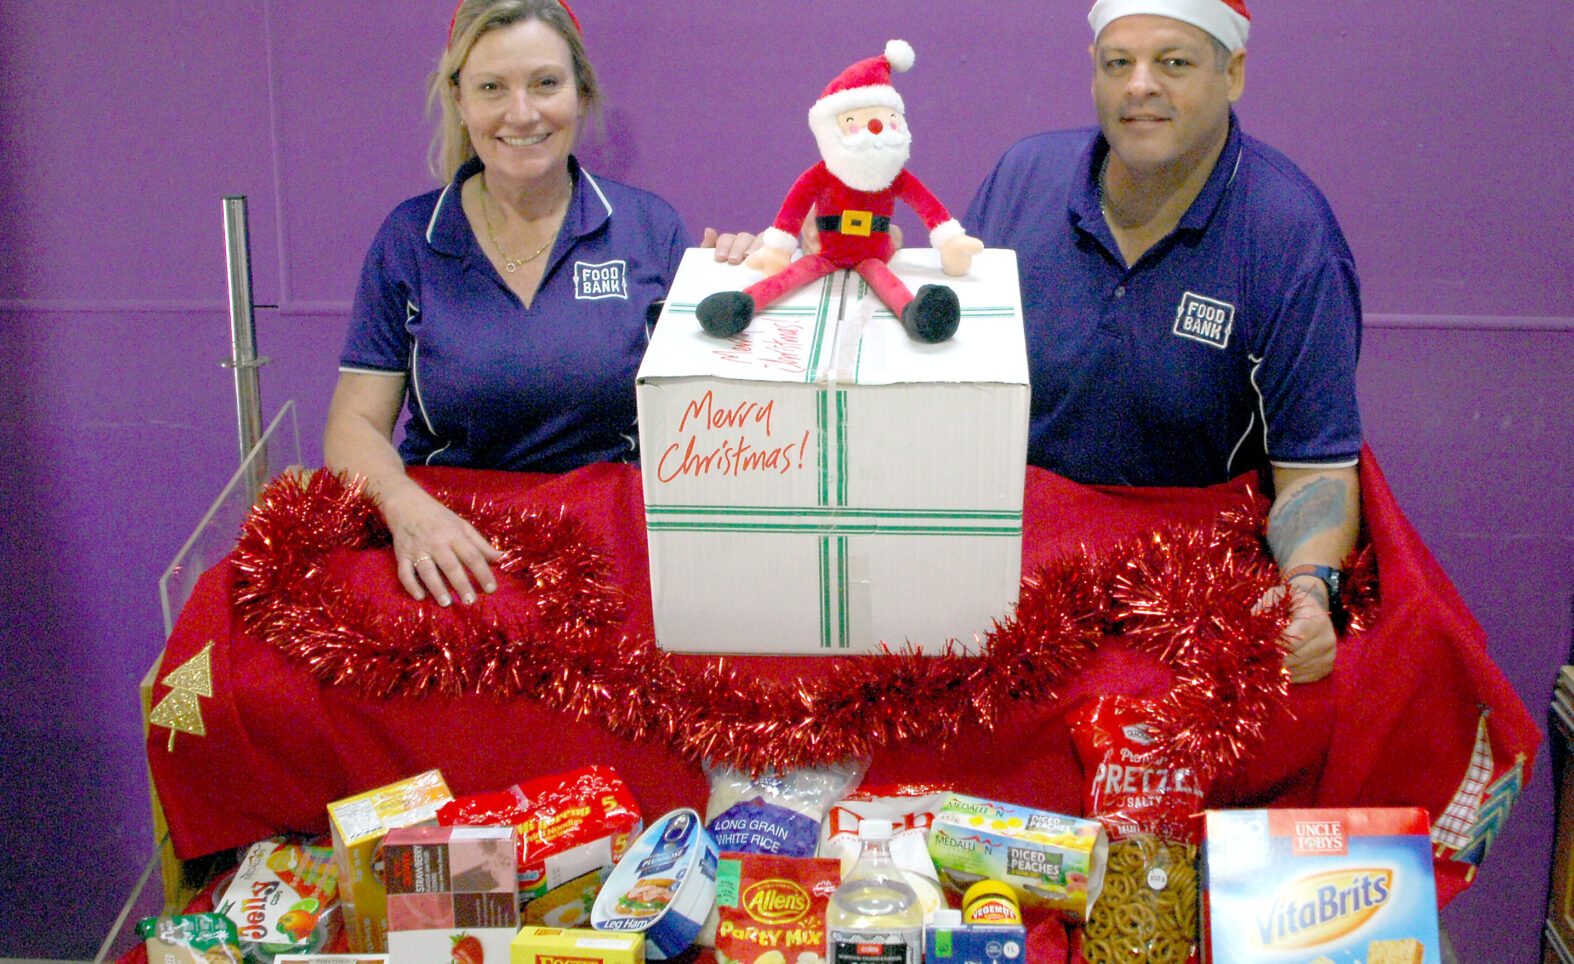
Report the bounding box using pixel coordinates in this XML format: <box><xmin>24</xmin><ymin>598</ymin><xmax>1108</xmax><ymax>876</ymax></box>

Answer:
<box><xmin>1089</xmin><ymin>0</ymin><xmax>1250</xmax><ymax>51</ymax></box>
<box><xmin>808</xmin><ymin>39</ymin><xmax>915</xmax><ymax>133</ymax></box>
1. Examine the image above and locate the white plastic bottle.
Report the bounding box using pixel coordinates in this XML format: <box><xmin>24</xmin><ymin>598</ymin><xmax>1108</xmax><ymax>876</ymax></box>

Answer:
<box><xmin>826</xmin><ymin>819</ymin><xmax>923</xmax><ymax>964</ymax></box>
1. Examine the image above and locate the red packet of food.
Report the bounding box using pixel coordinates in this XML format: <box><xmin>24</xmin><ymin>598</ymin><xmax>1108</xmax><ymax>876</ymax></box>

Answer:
<box><xmin>1069</xmin><ymin>696</ymin><xmax>1206</xmax><ymax>964</ymax></box>
<box><xmin>438</xmin><ymin>765</ymin><xmax>643</xmax><ymax>923</ymax></box>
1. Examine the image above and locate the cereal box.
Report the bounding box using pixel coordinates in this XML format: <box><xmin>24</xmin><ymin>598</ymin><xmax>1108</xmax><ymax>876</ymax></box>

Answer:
<box><xmin>383</xmin><ymin>825</ymin><xmax>520</xmax><ymax>964</ymax></box>
<box><xmin>327</xmin><ymin>769</ymin><xmax>454</xmax><ymax>952</ymax></box>
<box><xmin>925</xmin><ymin>794</ymin><xmax>1107</xmax><ymax>917</ymax></box>
<box><xmin>1201</xmin><ymin>808</ymin><xmax>1442</xmax><ymax>964</ymax></box>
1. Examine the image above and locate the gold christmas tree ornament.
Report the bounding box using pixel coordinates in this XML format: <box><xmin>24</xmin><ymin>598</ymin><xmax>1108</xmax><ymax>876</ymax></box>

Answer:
<box><xmin>149</xmin><ymin>641</ymin><xmax>215</xmax><ymax>750</ymax></box>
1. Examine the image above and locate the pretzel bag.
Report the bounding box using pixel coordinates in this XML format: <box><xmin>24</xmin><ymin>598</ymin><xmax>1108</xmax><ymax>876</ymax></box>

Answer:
<box><xmin>1069</xmin><ymin>696</ymin><xmax>1208</xmax><ymax>964</ymax></box>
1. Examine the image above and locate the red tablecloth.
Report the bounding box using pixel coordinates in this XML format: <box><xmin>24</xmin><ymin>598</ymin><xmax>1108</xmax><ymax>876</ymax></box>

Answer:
<box><xmin>146</xmin><ymin>453</ymin><xmax>1538</xmax><ymax>915</ymax></box>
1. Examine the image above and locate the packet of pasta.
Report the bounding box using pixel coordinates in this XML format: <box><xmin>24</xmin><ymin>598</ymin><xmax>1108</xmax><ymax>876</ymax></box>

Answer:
<box><xmin>437</xmin><ymin>764</ymin><xmax>642</xmax><ymax>921</ymax></box>
<box><xmin>1069</xmin><ymin>696</ymin><xmax>1207</xmax><ymax>964</ymax></box>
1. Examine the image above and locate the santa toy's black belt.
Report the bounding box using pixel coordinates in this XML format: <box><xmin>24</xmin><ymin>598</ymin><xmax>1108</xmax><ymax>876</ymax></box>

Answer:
<box><xmin>817</xmin><ymin>212</ymin><xmax>891</xmax><ymax>237</ymax></box>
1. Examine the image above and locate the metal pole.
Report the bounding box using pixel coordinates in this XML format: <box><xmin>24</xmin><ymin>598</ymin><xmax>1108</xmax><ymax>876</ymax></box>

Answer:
<box><xmin>221</xmin><ymin>196</ymin><xmax>270</xmax><ymax>504</ymax></box>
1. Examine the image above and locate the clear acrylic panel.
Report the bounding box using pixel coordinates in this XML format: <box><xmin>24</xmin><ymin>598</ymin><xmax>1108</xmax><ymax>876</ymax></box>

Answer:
<box><xmin>158</xmin><ymin>400</ymin><xmax>301</xmax><ymax>636</ymax></box>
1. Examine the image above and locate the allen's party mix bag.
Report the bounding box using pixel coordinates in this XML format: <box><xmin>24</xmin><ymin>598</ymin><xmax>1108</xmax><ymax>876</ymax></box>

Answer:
<box><xmin>714</xmin><ymin>854</ymin><xmax>841</xmax><ymax>964</ymax></box>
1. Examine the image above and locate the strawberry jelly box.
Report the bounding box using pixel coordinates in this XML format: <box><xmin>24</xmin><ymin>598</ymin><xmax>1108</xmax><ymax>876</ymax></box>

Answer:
<box><xmin>384</xmin><ymin>824</ymin><xmax>520</xmax><ymax>964</ymax></box>
<box><xmin>1201</xmin><ymin>808</ymin><xmax>1442</xmax><ymax>964</ymax></box>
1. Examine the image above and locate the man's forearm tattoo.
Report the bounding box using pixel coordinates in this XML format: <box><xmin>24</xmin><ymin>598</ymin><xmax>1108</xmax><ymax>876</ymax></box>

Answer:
<box><xmin>1267</xmin><ymin>477</ymin><xmax>1347</xmax><ymax>566</ymax></box>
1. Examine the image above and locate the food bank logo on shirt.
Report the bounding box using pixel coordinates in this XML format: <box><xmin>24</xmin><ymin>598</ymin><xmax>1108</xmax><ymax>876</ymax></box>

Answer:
<box><xmin>574</xmin><ymin>260</ymin><xmax>628</xmax><ymax>300</ymax></box>
<box><xmin>1172</xmin><ymin>291</ymin><xmax>1234</xmax><ymax>349</ymax></box>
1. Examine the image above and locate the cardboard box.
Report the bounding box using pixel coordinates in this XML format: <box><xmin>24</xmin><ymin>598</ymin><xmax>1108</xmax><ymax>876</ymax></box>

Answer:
<box><xmin>1202</xmin><ymin>808</ymin><xmax>1442</xmax><ymax>964</ymax></box>
<box><xmin>327</xmin><ymin>769</ymin><xmax>454</xmax><ymax>952</ymax></box>
<box><xmin>636</xmin><ymin>248</ymin><xmax>1028</xmax><ymax>654</ymax></box>
<box><xmin>512</xmin><ymin>926</ymin><xmax>645</xmax><ymax>964</ymax></box>
<box><xmin>383</xmin><ymin>825</ymin><xmax>520</xmax><ymax>964</ymax></box>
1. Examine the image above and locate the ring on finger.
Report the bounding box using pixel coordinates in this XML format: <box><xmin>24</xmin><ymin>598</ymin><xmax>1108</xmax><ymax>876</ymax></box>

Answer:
<box><xmin>413</xmin><ymin>554</ymin><xmax>433</xmax><ymax>566</ymax></box>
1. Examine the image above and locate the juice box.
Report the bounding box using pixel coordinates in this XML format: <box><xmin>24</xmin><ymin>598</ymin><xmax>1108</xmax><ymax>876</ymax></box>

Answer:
<box><xmin>1201</xmin><ymin>808</ymin><xmax>1442</xmax><ymax>964</ymax></box>
<box><xmin>327</xmin><ymin>769</ymin><xmax>453</xmax><ymax>952</ymax></box>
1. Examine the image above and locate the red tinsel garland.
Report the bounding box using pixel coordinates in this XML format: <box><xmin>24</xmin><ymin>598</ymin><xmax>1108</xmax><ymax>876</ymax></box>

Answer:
<box><xmin>230</xmin><ymin>471</ymin><xmax>1376</xmax><ymax>779</ymax></box>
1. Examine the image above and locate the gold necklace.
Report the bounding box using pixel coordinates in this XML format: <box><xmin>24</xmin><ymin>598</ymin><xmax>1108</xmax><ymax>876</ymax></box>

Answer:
<box><xmin>478</xmin><ymin>179</ymin><xmax>559</xmax><ymax>273</ymax></box>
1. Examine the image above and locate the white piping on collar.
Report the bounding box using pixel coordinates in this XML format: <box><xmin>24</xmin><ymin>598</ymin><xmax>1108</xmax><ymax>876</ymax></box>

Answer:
<box><xmin>581</xmin><ymin>169</ymin><xmax>614</xmax><ymax>219</ymax></box>
<box><xmin>1225</xmin><ymin>141</ymin><xmax>1243</xmax><ymax>187</ymax></box>
<box><xmin>426</xmin><ymin>181</ymin><xmax>454</xmax><ymax>245</ymax></box>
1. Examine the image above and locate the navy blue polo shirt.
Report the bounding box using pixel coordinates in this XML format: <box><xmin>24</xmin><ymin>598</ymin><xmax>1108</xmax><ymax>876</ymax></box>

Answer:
<box><xmin>965</xmin><ymin>118</ymin><xmax>1362</xmax><ymax>487</ymax></box>
<box><xmin>342</xmin><ymin>155</ymin><xmax>689</xmax><ymax>472</ymax></box>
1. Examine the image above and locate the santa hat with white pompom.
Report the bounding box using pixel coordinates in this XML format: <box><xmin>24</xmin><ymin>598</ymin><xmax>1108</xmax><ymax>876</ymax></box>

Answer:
<box><xmin>1089</xmin><ymin>0</ymin><xmax>1250</xmax><ymax>51</ymax></box>
<box><xmin>807</xmin><ymin>39</ymin><xmax>915</xmax><ymax>133</ymax></box>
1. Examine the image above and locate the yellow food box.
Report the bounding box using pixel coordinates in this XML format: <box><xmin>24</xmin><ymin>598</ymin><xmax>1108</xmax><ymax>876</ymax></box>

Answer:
<box><xmin>511</xmin><ymin>926</ymin><xmax>645</xmax><ymax>964</ymax></box>
<box><xmin>327</xmin><ymin>770</ymin><xmax>453</xmax><ymax>953</ymax></box>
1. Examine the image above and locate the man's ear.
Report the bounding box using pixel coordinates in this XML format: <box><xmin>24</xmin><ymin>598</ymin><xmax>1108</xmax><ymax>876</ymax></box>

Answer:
<box><xmin>1227</xmin><ymin>48</ymin><xmax>1246</xmax><ymax>103</ymax></box>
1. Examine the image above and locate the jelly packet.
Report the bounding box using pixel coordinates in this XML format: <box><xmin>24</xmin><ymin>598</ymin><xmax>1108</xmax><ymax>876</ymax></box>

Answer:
<box><xmin>437</xmin><ymin>764</ymin><xmax>643</xmax><ymax>922</ymax></box>
<box><xmin>212</xmin><ymin>838</ymin><xmax>341</xmax><ymax>964</ymax></box>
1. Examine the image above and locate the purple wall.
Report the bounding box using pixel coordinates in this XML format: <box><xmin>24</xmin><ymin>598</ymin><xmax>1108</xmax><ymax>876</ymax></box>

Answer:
<box><xmin>1</xmin><ymin>2</ymin><xmax>1569</xmax><ymax>960</ymax></box>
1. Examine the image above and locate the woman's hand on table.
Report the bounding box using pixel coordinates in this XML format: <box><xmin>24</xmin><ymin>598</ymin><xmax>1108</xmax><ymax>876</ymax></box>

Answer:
<box><xmin>379</xmin><ymin>481</ymin><xmax>502</xmax><ymax>606</ymax></box>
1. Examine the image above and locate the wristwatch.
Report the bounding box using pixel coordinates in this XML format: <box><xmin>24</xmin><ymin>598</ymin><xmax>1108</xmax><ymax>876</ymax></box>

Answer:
<box><xmin>1285</xmin><ymin>563</ymin><xmax>1344</xmax><ymax>620</ymax></box>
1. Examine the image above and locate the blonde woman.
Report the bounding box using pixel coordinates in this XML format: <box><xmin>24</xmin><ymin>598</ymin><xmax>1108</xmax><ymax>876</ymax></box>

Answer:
<box><xmin>325</xmin><ymin>0</ymin><xmax>688</xmax><ymax>607</ymax></box>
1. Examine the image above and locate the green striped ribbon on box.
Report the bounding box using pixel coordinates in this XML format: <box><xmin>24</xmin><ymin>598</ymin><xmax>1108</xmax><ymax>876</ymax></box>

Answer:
<box><xmin>658</xmin><ymin>273</ymin><xmax>1020</xmax><ymax>649</ymax></box>
<box><xmin>853</xmin><ymin>275</ymin><xmax>1019</xmax><ymax>322</ymax></box>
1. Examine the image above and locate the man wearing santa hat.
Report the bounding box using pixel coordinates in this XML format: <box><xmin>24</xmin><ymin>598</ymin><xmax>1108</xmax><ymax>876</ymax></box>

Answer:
<box><xmin>965</xmin><ymin>0</ymin><xmax>1362</xmax><ymax>683</ymax></box>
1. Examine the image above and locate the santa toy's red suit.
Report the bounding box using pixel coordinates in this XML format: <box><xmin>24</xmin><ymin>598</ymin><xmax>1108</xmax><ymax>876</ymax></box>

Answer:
<box><xmin>698</xmin><ymin>40</ymin><xmax>983</xmax><ymax>343</ymax></box>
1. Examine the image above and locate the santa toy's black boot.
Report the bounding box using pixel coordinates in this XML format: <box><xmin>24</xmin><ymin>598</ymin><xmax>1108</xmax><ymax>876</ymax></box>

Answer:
<box><xmin>900</xmin><ymin>284</ymin><xmax>961</xmax><ymax>343</ymax></box>
<box><xmin>696</xmin><ymin>291</ymin><xmax>757</xmax><ymax>338</ymax></box>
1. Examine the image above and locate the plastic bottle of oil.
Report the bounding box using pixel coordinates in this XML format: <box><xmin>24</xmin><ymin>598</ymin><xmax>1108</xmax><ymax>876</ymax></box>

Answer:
<box><xmin>826</xmin><ymin>819</ymin><xmax>923</xmax><ymax>964</ymax></box>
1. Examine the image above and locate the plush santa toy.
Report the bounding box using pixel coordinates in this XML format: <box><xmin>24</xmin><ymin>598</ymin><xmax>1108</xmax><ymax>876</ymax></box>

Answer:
<box><xmin>697</xmin><ymin>40</ymin><xmax>984</xmax><ymax>343</ymax></box>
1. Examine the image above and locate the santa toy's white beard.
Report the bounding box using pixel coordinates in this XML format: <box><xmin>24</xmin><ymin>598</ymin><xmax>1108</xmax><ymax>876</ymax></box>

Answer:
<box><xmin>815</xmin><ymin>123</ymin><xmax>912</xmax><ymax>193</ymax></box>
